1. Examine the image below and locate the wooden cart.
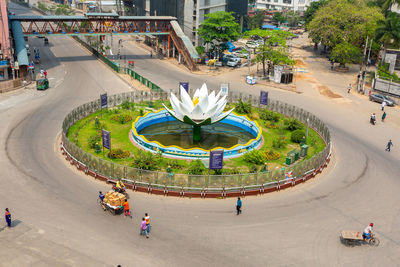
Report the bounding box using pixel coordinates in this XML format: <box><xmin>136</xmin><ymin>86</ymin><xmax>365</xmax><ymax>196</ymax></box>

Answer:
<box><xmin>340</xmin><ymin>230</ymin><xmax>364</xmax><ymax>246</ymax></box>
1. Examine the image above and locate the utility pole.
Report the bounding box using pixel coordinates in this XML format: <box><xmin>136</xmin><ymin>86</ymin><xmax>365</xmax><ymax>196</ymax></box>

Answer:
<box><xmin>357</xmin><ymin>36</ymin><xmax>368</xmax><ymax>92</ymax></box>
<box><xmin>362</xmin><ymin>39</ymin><xmax>373</xmax><ymax>93</ymax></box>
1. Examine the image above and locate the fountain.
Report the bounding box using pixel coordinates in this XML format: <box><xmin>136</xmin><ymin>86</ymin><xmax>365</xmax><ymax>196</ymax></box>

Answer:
<box><xmin>131</xmin><ymin>84</ymin><xmax>263</xmax><ymax>159</ymax></box>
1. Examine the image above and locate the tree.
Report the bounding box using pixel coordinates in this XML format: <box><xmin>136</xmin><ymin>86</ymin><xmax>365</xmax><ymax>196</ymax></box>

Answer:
<box><xmin>272</xmin><ymin>12</ymin><xmax>285</xmax><ymax>25</ymax></box>
<box><xmin>197</xmin><ymin>11</ymin><xmax>240</xmax><ymax>58</ymax></box>
<box><xmin>245</xmin><ymin>29</ymin><xmax>294</xmax><ymax>76</ymax></box>
<box><xmin>308</xmin><ymin>0</ymin><xmax>383</xmax><ymax>49</ymax></box>
<box><xmin>303</xmin><ymin>0</ymin><xmax>329</xmax><ymax>27</ymax></box>
<box><xmin>245</xmin><ymin>11</ymin><xmax>265</xmax><ymax>29</ymax></box>
<box><xmin>375</xmin><ymin>12</ymin><xmax>400</xmax><ymax>64</ymax></box>
<box><xmin>330</xmin><ymin>42</ymin><xmax>362</xmax><ymax>67</ymax></box>
<box><xmin>286</xmin><ymin>11</ymin><xmax>300</xmax><ymax>27</ymax></box>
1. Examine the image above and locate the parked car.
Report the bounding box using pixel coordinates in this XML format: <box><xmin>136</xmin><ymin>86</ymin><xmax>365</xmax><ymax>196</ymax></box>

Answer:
<box><xmin>245</xmin><ymin>40</ymin><xmax>260</xmax><ymax>49</ymax></box>
<box><xmin>222</xmin><ymin>54</ymin><xmax>241</xmax><ymax>67</ymax></box>
<box><xmin>369</xmin><ymin>94</ymin><xmax>395</xmax><ymax>106</ymax></box>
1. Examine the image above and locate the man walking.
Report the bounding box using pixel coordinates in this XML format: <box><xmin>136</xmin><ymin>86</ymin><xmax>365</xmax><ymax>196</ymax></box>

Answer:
<box><xmin>386</xmin><ymin>140</ymin><xmax>393</xmax><ymax>152</ymax></box>
<box><xmin>122</xmin><ymin>199</ymin><xmax>132</xmax><ymax>218</ymax></box>
<box><xmin>236</xmin><ymin>197</ymin><xmax>242</xmax><ymax>215</ymax></box>
<box><xmin>44</xmin><ymin>70</ymin><xmax>47</xmax><ymax>79</ymax></box>
<box><xmin>5</xmin><ymin>208</ymin><xmax>11</xmax><ymax>227</ymax></box>
<box><xmin>145</xmin><ymin>213</ymin><xmax>151</xmax><ymax>233</ymax></box>
<box><xmin>381</xmin><ymin>101</ymin><xmax>386</xmax><ymax>111</ymax></box>
<box><xmin>347</xmin><ymin>84</ymin><xmax>352</xmax><ymax>93</ymax></box>
<box><xmin>140</xmin><ymin>217</ymin><xmax>149</xmax><ymax>238</ymax></box>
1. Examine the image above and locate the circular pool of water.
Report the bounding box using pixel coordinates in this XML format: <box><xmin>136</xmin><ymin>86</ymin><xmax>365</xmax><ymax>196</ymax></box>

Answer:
<box><xmin>131</xmin><ymin>109</ymin><xmax>263</xmax><ymax>159</ymax></box>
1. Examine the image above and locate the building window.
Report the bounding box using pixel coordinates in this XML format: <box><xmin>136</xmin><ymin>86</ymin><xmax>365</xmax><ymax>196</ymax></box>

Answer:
<box><xmin>204</xmin><ymin>8</ymin><xmax>210</xmax><ymax>15</ymax></box>
<box><xmin>204</xmin><ymin>0</ymin><xmax>210</xmax><ymax>6</ymax></box>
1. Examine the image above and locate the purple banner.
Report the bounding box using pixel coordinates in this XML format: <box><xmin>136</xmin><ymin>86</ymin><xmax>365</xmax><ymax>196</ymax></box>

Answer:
<box><xmin>102</xmin><ymin>129</ymin><xmax>111</xmax><ymax>149</ymax></box>
<box><xmin>209</xmin><ymin>150</ymin><xmax>224</xmax><ymax>170</ymax></box>
<box><xmin>100</xmin><ymin>93</ymin><xmax>108</xmax><ymax>109</ymax></box>
<box><xmin>260</xmin><ymin>91</ymin><xmax>268</xmax><ymax>105</ymax></box>
<box><xmin>179</xmin><ymin>82</ymin><xmax>189</xmax><ymax>92</ymax></box>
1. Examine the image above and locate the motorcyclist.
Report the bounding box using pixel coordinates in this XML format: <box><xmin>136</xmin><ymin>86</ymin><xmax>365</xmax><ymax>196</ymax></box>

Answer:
<box><xmin>362</xmin><ymin>223</ymin><xmax>373</xmax><ymax>241</ymax></box>
<box><xmin>370</xmin><ymin>113</ymin><xmax>376</xmax><ymax>125</ymax></box>
<box><xmin>115</xmin><ymin>180</ymin><xmax>126</xmax><ymax>193</ymax></box>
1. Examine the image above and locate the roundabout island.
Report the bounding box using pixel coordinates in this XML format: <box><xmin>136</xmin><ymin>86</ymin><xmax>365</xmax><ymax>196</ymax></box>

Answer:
<box><xmin>62</xmin><ymin>84</ymin><xmax>331</xmax><ymax>197</ymax></box>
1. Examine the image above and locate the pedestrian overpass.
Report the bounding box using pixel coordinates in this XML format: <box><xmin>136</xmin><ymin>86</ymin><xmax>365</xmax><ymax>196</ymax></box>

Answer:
<box><xmin>9</xmin><ymin>13</ymin><xmax>199</xmax><ymax>71</ymax></box>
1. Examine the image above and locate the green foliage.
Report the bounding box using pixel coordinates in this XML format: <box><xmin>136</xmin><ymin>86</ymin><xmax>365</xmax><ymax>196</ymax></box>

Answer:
<box><xmin>304</xmin><ymin>0</ymin><xmax>329</xmax><ymax>26</ymax></box>
<box><xmin>248</xmin><ymin>165</ymin><xmax>259</xmax><ymax>173</ymax></box>
<box><xmin>308</xmin><ymin>0</ymin><xmax>383</xmax><ymax>49</ymax></box>
<box><xmin>108</xmin><ymin>148</ymin><xmax>130</xmax><ymax>159</ymax></box>
<box><xmin>195</xmin><ymin>46</ymin><xmax>205</xmax><ymax>55</ymax></box>
<box><xmin>265</xmin><ymin>150</ymin><xmax>281</xmax><ymax>160</ymax></box>
<box><xmin>377</xmin><ymin>63</ymin><xmax>400</xmax><ymax>82</ymax></box>
<box><xmin>272</xmin><ymin>135</ymin><xmax>287</xmax><ymax>149</ymax></box>
<box><xmin>139</xmin><ymin>109</ymin><xmax>144</xmax><ymax>116</ymax></box>
<box><xmin>55</xmin><ymin>4</ymin><xmax>74</xmax><ymax>15</ymax></box>
<box><xmin>375</xmin><ymin>12</ymin><xmax>400</xmax><ymax>61</ymax></box>
<box><xmin>197</xmin><ymin>11</ymin><xmax>240</xmax><ymax>55</ymax></box>
<box><xmin>380</xmin><ymin>0</ymin><xmax>400</xmax><ymax>14</ymax></box>
<box><xmin>243</xmin><ymin>150</ymin><xmax>265</xmax><ymax>165</ymax></box>
<box><xmin>235</xmin><ymin>99</ymin><xmax>252</xmax><ymax>114</ymax></box>
<box><xmin>37</xmin><ymin>2</ymin><xmax>48</xmax><ymax>11</ymax></box>
<box><xmin>132</xmin><ymin>150</ymin><xmax>159</xmax><ymax>170</ymax></box>
<box><xmin>187</xmin><ymin>160</ymin><xmax>206</xmax><ymax>175</ymax></box>
<box><xmin>272</xmin><ymin>12</ymin><xmax>285</xmax><ymax>25</ymax></box>
<box><xmin>167</xmin><ymin>159</ymin><xmax>185</xmax><ymax>170</ymax></box>
<box><xmin>286</xmin><ymin>11</ymin><xmax>301</xmax><ymax>27</ymax></box>
<box><xmin>284</xmin><ymin>118</ymin><xmax>303</xmax><ymax>131</ymax></box>
<box><xmin>260</xmin><ymin>110</ymin><xmax>280</xmax><ymax>122</ymax></box>
<box><xmin>291</xmin><ymin>130</ymin><xmax>306</xmax><ymax>143</ymax></box>
<box><xmin>245</xmin><ymin>11</ymin><xmax>265</xmax><ymax>29</ymax></box>
<box><xmin>111</xmin><ymin>114</ymin><xmax>133</xmax><ymax>124</ymax></box>
<box><xmin>88</xmin><ymin>134</ymin><xmax>101</xmax><ymax>149</ymax></box>
<box><xmin>121</xmin><ymin>100</ymin><xmax>135</xmax><ymax>110</ymax></box>
<box><xmin>330</xmin><ymin>42</ymin><xmax>362</xmax><ymax>66</ymax></box>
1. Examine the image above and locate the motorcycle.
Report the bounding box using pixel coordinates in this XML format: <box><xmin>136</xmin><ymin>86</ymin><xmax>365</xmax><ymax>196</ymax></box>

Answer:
<box><xmin>112</xmin><ymin>185</ymin><xmax>129</xmax><ymax>199</ymax></box>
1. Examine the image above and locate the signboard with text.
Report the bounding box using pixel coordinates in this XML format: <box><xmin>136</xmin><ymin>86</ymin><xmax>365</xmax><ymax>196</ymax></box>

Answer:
<box><xmin>179</xmin><ymin>82</ymin><xmax>189</xmax><ymax>92</ymax></box>
<box><xmin>100</xmin><ymin>93</ymin><xmax>108</xmax><ymax>109</ymax></box>
<box><xmin>220</xmin><ymin>83</ymin><xmax>229</xmax><ymax>96</ymax></box>
<box><xmin>209</xmin><ymin>150</ymin><xmax>224</xmax><ymax>170</ymax></box>
<box><xmin>102</xmin><ymin>129</ymin><xmax>111</xmax><ymax>149</ymax></box>
<box><xmin>260</xmin><ymin>91</ymin><xmax>268</xmax><ymax>105</ymax></box>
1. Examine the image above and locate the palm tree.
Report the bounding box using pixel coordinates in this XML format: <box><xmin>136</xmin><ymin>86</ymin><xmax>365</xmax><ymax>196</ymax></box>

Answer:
<box><xmin>375</xmin><ymin>12</ymin><xmax>400</xmax><ymax>64</ymax></box>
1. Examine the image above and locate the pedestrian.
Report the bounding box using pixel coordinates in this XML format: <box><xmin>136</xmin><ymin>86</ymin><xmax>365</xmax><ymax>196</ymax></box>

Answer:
<box><xmin>381</xmin><ymin>101</ymin><xmax>386</xmax><ymax>111</ymax></box>
<box><xmin>150</xmin><ymin>50</ymin><xmax>153</xmax><ymax>58</ymax></box>
<box><xmin>145</xmin><ymin>213</ymin><xmax>151</xmax><ymax>233</ymax></box>
<box><xmin>40</xmin><ymin>69</ymin><xmax>44</xmax><ymax>78</ymax></box>
<box><xmin>5</xmin><ymin>208</ymin><xmax>11</xmax><ymax>227</ymax></box>
<box><xmin>33</xmin><ymin>47</ymin><xmax>37</xmax><ymax>54</ymax></box>
<box><xmin>122</xmin><ymin>199</ymin><xmax>132</xmax><ymax>218</ymax></box>
<box><xmin>347</xmin><ymin>84</ymin><xmax>352</xmax><ymax>93</ymax></box>
<box><xmin>386</xmin><ymin>140</ymin><xmax>393</xmax><ymax>152</ymax></box>
<box><xmin>140</xmin><ymin>217</ymin><xmax>149</xmax><ymax>238</ymax></box>
<box><xmin>236</xmin><ymin>197</ymin><xmax>242</xmax><ymax>215</ymax></box>
<box><xmin>44</xmin><ymin>70</ymin><xmax>47</xmax><ymax>79</ymax></box>
<box><xmin>382</xmin><ymin>112</ymin><xmax>386</xmax><ymax>122</ymax></box>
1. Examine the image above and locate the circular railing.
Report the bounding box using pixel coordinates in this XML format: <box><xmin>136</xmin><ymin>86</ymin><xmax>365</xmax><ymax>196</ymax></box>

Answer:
<box><xmin>61</xmin><ymin>90</ymin><xmax>331</xmax><ymax>198</ymax></box>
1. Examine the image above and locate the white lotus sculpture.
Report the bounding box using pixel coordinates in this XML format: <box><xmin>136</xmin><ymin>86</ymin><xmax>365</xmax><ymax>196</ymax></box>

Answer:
<box><xmin>162</xmin><ymin>83</ymin><xmax>234</xmax><ymax>141</ymax></box>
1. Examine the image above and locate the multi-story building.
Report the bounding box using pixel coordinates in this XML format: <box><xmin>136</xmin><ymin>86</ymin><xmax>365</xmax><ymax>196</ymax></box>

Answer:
<box><xmin>0</xmin><ymin>0</ymin><xmax>11</xmax><ymax>79</ymax></box>
<box><xmin>132</xmin><ymin>0</ymin><xmax>248</xmax><ymax>46</ymax></box>
<box><xmin>255</xmin><ymin>0</ymin><xmax>315</xmax><ymax>12</ymax></box>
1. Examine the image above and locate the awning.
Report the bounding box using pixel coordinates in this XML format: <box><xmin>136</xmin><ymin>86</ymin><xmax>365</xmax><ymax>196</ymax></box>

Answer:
<box><xmin>11</xmin><ymin>20</ymin><xmax>29</xmax><ymax>66</ymax></box>
<box><xmin>262</xmin><ymin>24</ymin><xmax>280</xmax><ymax>30</ymax></box>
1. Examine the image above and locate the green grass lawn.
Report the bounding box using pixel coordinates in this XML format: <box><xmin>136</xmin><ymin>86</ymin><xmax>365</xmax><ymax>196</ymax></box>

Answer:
<box><xmin>67</xmin><ymin>100</ymin><xmax>326</xmax><ymax>174</ymax></box>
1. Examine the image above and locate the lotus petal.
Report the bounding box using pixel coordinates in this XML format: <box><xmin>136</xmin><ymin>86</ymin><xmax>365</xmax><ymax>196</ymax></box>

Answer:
<box><xmin>180</xmin><ymin>86</ymin><xmax>194</xmax><ymax>111</ymax></box>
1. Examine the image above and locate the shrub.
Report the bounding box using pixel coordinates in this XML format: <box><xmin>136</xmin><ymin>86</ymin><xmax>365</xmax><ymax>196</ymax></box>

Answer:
<box><xmin>260</xmin><ymin>110</ymin><xmax>280</xmax><ymax>122</ymax></box>
<box><xmin>108</xmin><ymin>148</ymin><xmax>130</xmax><ymax>159</ymax></box>
<box><xmin>284</xmin><ymin>118</ymin><xmax>303</xmax><ymax>131</ymax></box>
<box><xmin>187</xmin><ymin>160</ymin><xmax>206</xmax><ymax>175</ymax></box>
<box><xmin>167</xmin><ymin>159</ymin><xmax>185</xmax><ymax>170</ymax></box>
<box><xmin>121</xmin><ymin>100</ymin><xmax>135</xmax><ymax>110</ymax></box>
<box><xmin>291</xmin><ymin>129</ymin><xmax>305</xmax><ymax>143</ymax></box>
<box><xmin>248</xmin><ymin>165</ymin><xmax>258</xmax><ymax>173</ymax></box>
<box><xmin>111</xmin><ymin>114</ymin><xmax>133</xmax><ymax>124</ymax></box>
<box><xmin>235</xmin><ymin>99</ymin><xmax>252</xmax><ymax>114</ymax></box>
<box><xmin>132</xmin><ymin>150</ymin><xmax>159</xmax><ymax>170</ymax></box>
<box><xmin>272</xmin><ymin>135</ymin><xmax>287</xmax><ymax>149</ymax></box>
<box><xmin>243</xmin><ymin>150</ymin><xmax>265</xmax><ymax>165</ymax></box>
<box><xmin>265</xmin><ymin>150</ymin><xmax>281</xmax><ymax>161</ymax></box>
<box><xmin>139</xmin><ymin>109</ymin><xmax>144</xmax><ymax>116</ymax></box>
<box><xmin>88</xmin><ymin>134</ymin><xmax>101</xmax><ymax>149</ymax></box>
<box><xmin>264</xmin><ymin>121</ymin><xmax>279</xmax><ymax>129</ymax></box>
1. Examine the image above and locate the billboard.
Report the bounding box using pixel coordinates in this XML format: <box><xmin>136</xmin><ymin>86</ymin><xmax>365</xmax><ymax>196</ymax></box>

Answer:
<box><xmin>102</xmin><ymin>129</ymin><xmax>111</xmax><ymax>149</ymax></box>
<box><xmin>100</xmin><ymin>93</ymin><xmax>108</xmax><ymax>109</ymax></box>
<box><xmin>209</xmin><ymin>150</ymin><xmax>224</xmax><ymax>170</ymax></box>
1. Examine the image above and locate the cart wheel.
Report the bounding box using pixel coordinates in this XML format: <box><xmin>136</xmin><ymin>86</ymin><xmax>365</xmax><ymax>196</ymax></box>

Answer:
<box><xmin>369</xmin><ymin>237</ymin><xmax>380</xmax><ymax>246</ymax></box>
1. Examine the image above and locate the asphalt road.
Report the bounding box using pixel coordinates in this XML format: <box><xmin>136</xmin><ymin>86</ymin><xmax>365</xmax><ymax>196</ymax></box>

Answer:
<box><xmin>1</xmin><ymin>3</ymin><xmax>400</xmax><ymax>266</ymax></box>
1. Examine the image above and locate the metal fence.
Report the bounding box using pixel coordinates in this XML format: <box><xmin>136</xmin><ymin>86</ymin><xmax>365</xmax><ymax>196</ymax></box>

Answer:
<box><xmin>62</xmin><ymin>91</ymin><xmax>331</xmax><ymax>193</ymax></box>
